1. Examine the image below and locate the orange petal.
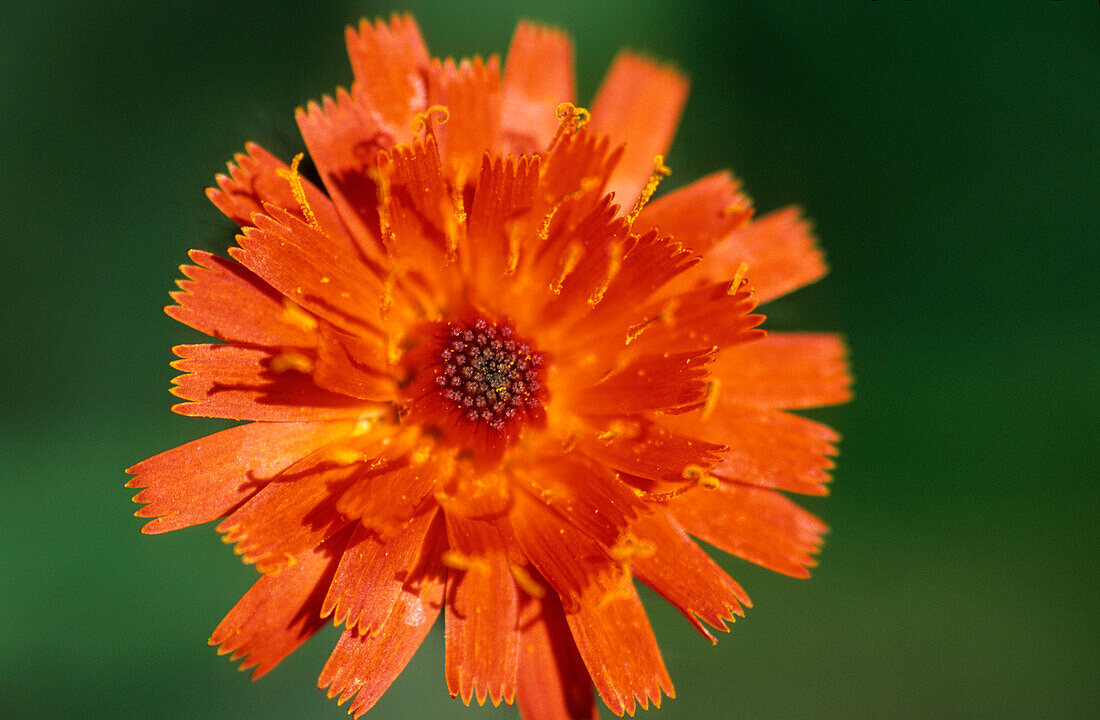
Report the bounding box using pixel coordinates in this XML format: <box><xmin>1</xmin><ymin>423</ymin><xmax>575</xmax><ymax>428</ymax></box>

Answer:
<box><xmin>565</xmin><ymin>582</ymin><xmax>674</xmax><ymax>716</ymax></box>
<box><xmin>516</xmin><ymin>594</ymin><xmax>598</xmax><ymax>720</ymax></box>
<box><xmin>568</xmin><ymin>279</ymin><xmax>763</xmax><ymax>365</ymax></box>
<box><xmin>375</xmin><ymin>136</ymin><xmax>459</xmax><ymax>276</ymax></box>
<box><xmin>317</xmin><ymin>511</ymin><xmax>446</xmax><ymax>718</ymax></box>
<box><xmin>575</xmin><ymin>419</ymin><xmax>725</xmax><ymax>487</ymax></box>
<box><xmin>345</xmin><ymin>14</ymin><xmax>430</xmax><ymax>146</ymax></box>
<box><xmin>670</xmin><ymin>483</ymin><xmax>827</xmax><ymax>578</ymax></box>
<box><xmin>589</xmin><ymin>52</ymin><xmax>688</xmax><ymax>209</ymax></box>
<box><xmin>335</xmin><ymin>457</ymin><xmax>438</xmax><ymax>533</ymax></box>
<box><xmin>429</xmin><ymin>56</ymin><xmax>503</xmax><ymax>181</ymax></box>
<box><xmin>311</xmin><ymin>325</ymin><xmax>394</xmax><ymax>401</ymax></box>
<box><xmin>295</xmin><ymin>89</ymin><xmax>390</xmax><ymax>262</ymax></box>
<box><xmin>466</xmin><ymin>154</ymin><xmax>540</xmax><ymax>296</ymax></box>
<box><xmin>629</xmin><ymin>512</ymin><xmax>749</xmax><ymax>642</ymax></box>
<box><xmin>208</xmin><ymin>525</ymin><xmax>350</xmax><ymax>678</ymax></box>
<box><xmin>126</xmin><ymin>420</ymin><xmax>352</xmax><ymax>534</ymax></box>
<box><xmin>215</xmin><ymin>452</ymin><xmax>373</xmax><ymax>574</ymax></box>
<box><xmin>321</xmin><ymin>510</ymin><xmax>438</xmax><ymax>634</ymax></box>
<box><xmin>625</xmin><ymin>280</ymin><xmax>765</xmax><ymax>356</ymax></box>
<box><xmin>513</xmin><ymin>455</ymin><xmax>646</xmax><ymax>550</ymax></box>
<box><xmin>502</xmin><ymin>22</ymin><xmax>575</xmax><ymax>155</ymax></box>
<box><xmin>509</xmin><ymin>488</ymin><xmax>616</xmax><ymax>606</ymax></box>
<box><xmin>231</xmin><ymin>206</ymin><xmax>387</xmax><ymax>336</ymax></box>
<box><xmin>691</xmin><ymin>207</ymin><xmax>828</xmax><ymax>303</ymax></box>
<box><xmin>569</xmin><ymin>347</ymin><xmax>713</xmax><ymax>416</ymax></box>
<box><xmin>166</xmin><ymin>251</ymin><xmax>317</xmax><ymax>348</ymax></box>
<box><xmin>566</xmin><ymin>230</ymin><xmax>698</xmax><ymax>340</ymax></box>
<box><xmin>207</xmin><ymin>143</ymin><xmax>348</xmax><ymax>243</ymax></box>
<box><xmin>635</xmin><ymin>170</ymin><xmax>753</xmax><ymax>255</ymax></box>
<box><xmin>713</xmin><ymin>332</ymin><xmax>852</xmax><ymax>410</ymax></box>
<box><xmin>169</xmin><ymin>344</ymin><xmax>374</xmax><ymax>421</ymax></box>
<box><xmin>666</xmin><ymin>405</ymin><xmax>839</xmax><ymax>496</ymax></box>
<box><xmin>444</xmin><ymin>516</ymin><xmax>520</xmax><ymax>707</ymax></box>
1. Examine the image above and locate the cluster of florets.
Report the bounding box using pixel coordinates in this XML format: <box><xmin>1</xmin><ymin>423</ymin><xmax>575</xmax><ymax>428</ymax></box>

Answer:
<box><xmin>435</xmin><ymin>319</ymin><xmax>544</xmax><ymax>430</ymax></box>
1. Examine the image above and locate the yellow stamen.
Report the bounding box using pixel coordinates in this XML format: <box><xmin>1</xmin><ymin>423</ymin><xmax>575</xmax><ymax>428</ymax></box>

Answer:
<box><xmin>510</xmin><ymin>563</ymin><xmax>547</xmax><ymax>599</ymax></box>
<box><xmin>547</xmin><ymin>102</ymin><xmax>591</xmax><ymax>152</ymax></box>
<box><xmin>276</xmin><ymin>153</ymin><xmax>324</xmax><ymax>234</ymax></box>
<box><xmin>410</xmin><ymin>104</ymin><xmax>450</xmax><ymax>134</ymax></box>
<box><xmin>587</xmin><ymin>241</ymin><xmax>623</xmax><ymax>307</ymax></box>
<box><xmin>627</xmin><ymin>155</ymin><xmax>672</xmax><ymax>224</ymax></box>
<box><xmin>728</xmin><ymin>262</ymin><xmax>750</xmax><ymax>294</ymax></box>
<box><xmin>372</xmin><ymin>166</ymin><xmax>398</xmax><ymax>256</ymax></box>
<box><xmin>269</xmin><ymin>351</ymin><xmax>313</xmax><ymax>374</ymax></box>
<box><xmin>701</xmin><ymin>378</ymin><xmax>721</xmax><ymax>421</ymax></box>
<box><xmin>549</xmin><ymin>242</ymin><xmax>582</xmax><ymax>294</ymax></box>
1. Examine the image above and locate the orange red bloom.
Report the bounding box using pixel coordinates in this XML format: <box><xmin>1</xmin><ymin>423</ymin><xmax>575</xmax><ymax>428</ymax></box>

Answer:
<box><xmin>128</xmin><ymin>15</ymin><xmax>851</xmax><ymax>719</ymax></box>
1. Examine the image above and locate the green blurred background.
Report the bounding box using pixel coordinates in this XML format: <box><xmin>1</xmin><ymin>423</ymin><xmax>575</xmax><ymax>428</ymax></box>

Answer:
<box><xmin>2</xmin><ymin>1</ymin><xmax>1096</xmax><ymax>718</ymax></box>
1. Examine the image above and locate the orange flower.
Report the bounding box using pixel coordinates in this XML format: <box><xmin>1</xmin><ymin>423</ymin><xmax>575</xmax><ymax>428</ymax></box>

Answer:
<box><xmin>128</xmin><ymin>15</ymin><xmax>851</xmax><ymax>719</ymax></box>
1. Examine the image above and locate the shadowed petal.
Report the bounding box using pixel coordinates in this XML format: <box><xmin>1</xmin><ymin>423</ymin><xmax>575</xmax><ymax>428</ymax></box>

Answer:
<box><xmin>322</xmin><ymin>509</ymin><xmax>438</xmax><ymax>634</ymax></box>
<box><xmin>516</xmin><ymin>594</ymin><xmax>598</xmax><ymax>720</ymax></box>
<box><xmin>231</xmin><ymin>206</ymin><xmax>386</xmax><ymax>336</ymax></box>
<box><xmin>444</xmin><ymin>516</ymin><xmax>520</xmax><ymax>707</ymax></box>
<box><xmin>169</xmin><ymin>344</ymin><xmax>376</xmax><ymax>421</ymax></box>
<box><xmin>317</xmin><ymin>511</ymin><xmax>446</xmax><ymax>718</ymax></box>
<box><xmin>565</xmin><ymin>582</ymin><xmax>674</xmax><ymax>717</ymax></box>
<box><xmin>206</xmin><ymin>142</ymin><xmax>349</xmax><ymax>243</ymax></box>
<box><xmin>575</xmin><ymin>419</ymin><xmax>725</xmax><ymax>487</ymax></box>
<box><xmin>208</xmin><ymin>526</ymin><xmax>351</xmax><ymax>678</ymax></box>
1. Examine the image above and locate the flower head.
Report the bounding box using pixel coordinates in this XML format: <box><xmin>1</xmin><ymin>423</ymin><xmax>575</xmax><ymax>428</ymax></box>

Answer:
<box><xmin>128</xmin><ymin>15</ymin><xmax>851</xmax><ymax>719</ymax></box>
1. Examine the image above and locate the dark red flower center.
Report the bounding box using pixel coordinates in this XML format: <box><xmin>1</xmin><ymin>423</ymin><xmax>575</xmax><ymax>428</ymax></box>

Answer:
<box><xmin>434</xmin><ymin>318</ymin><xmax>545</xmax><ymax>431</ymax></box>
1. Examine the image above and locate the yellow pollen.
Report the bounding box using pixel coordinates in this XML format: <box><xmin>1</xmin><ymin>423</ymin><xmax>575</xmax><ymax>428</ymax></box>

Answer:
<box><xmin>683</xmin><ymin>464</ymin><xmax>720</xmax><ymax>490</ymax></box>
<box><xmin>596</xmin><ymin>565</ymin><xmax>635</xmax><ymax>608</ymax></box>
<box><xmin>269</xmin><ymin>351</ymin><xmax>313</xmax><ymax>374</ymax></box>
<box><xmin>379</xmin><ymin>268</ymin><xmax>396</xmax><ymax>320</ymax></box>
<box><xmin>550</xmin><ymin>242</ymin><xmax>582</xmax><ymax>294</ymax></box>
<box><xmin>701</xmin><ymin>378</ymin><xmax>721</xmax><ymax>421</ymax></box>
<box><xmin>329</xmin><ymin>447</ymin><xmax>362</xmax><ymax>466</ymax></box>
<box><xmin>504</xmin><ymin>225</ymin><xmax>522</xmax><ymax>275</ymax></box>
<box><xmin>728</xmin><ymin>262</ymin><xmax>750</xmax><ymax>294</ymax></box>
<box><xmin>373</xmin><ymin>167</ymin><xmax>398</xmax><ymax>256</ymax></box>
<box><xmin>546</xmin><ymin>103</ymin><xmax>591</xmax><ymax>153</ymax></box>
<box><xmin>587</xmin><ymin>241</ymin><xmax>623</xmax><ymax>307</ymax></box>
<box><xmin>281</xmin><ymin>300</ymin><xmax>318</xmax><ymax>332</ymax></box>
<box><xmin>276</xmin><ymin>153</ymin><xmax>324</xmax><ymax>234</ymax></box>
<box><xmin>627</xmin><ymin>155</ymin><xmax>672</xmax><ymax>224</ymax></box>
<box><xmin>610</xmin><ymin>533</ymin><xmax>657</xmax><ymax>561</ymax></box>
<box><xmin>509</xmin><ymin>563</ymin><xmax>547</xmax><ymax>599</ymax></box>
<box><xmin>441</xmin><ymin>550</ymin><xmax>488</xmax><ymax>573</ymax></box>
